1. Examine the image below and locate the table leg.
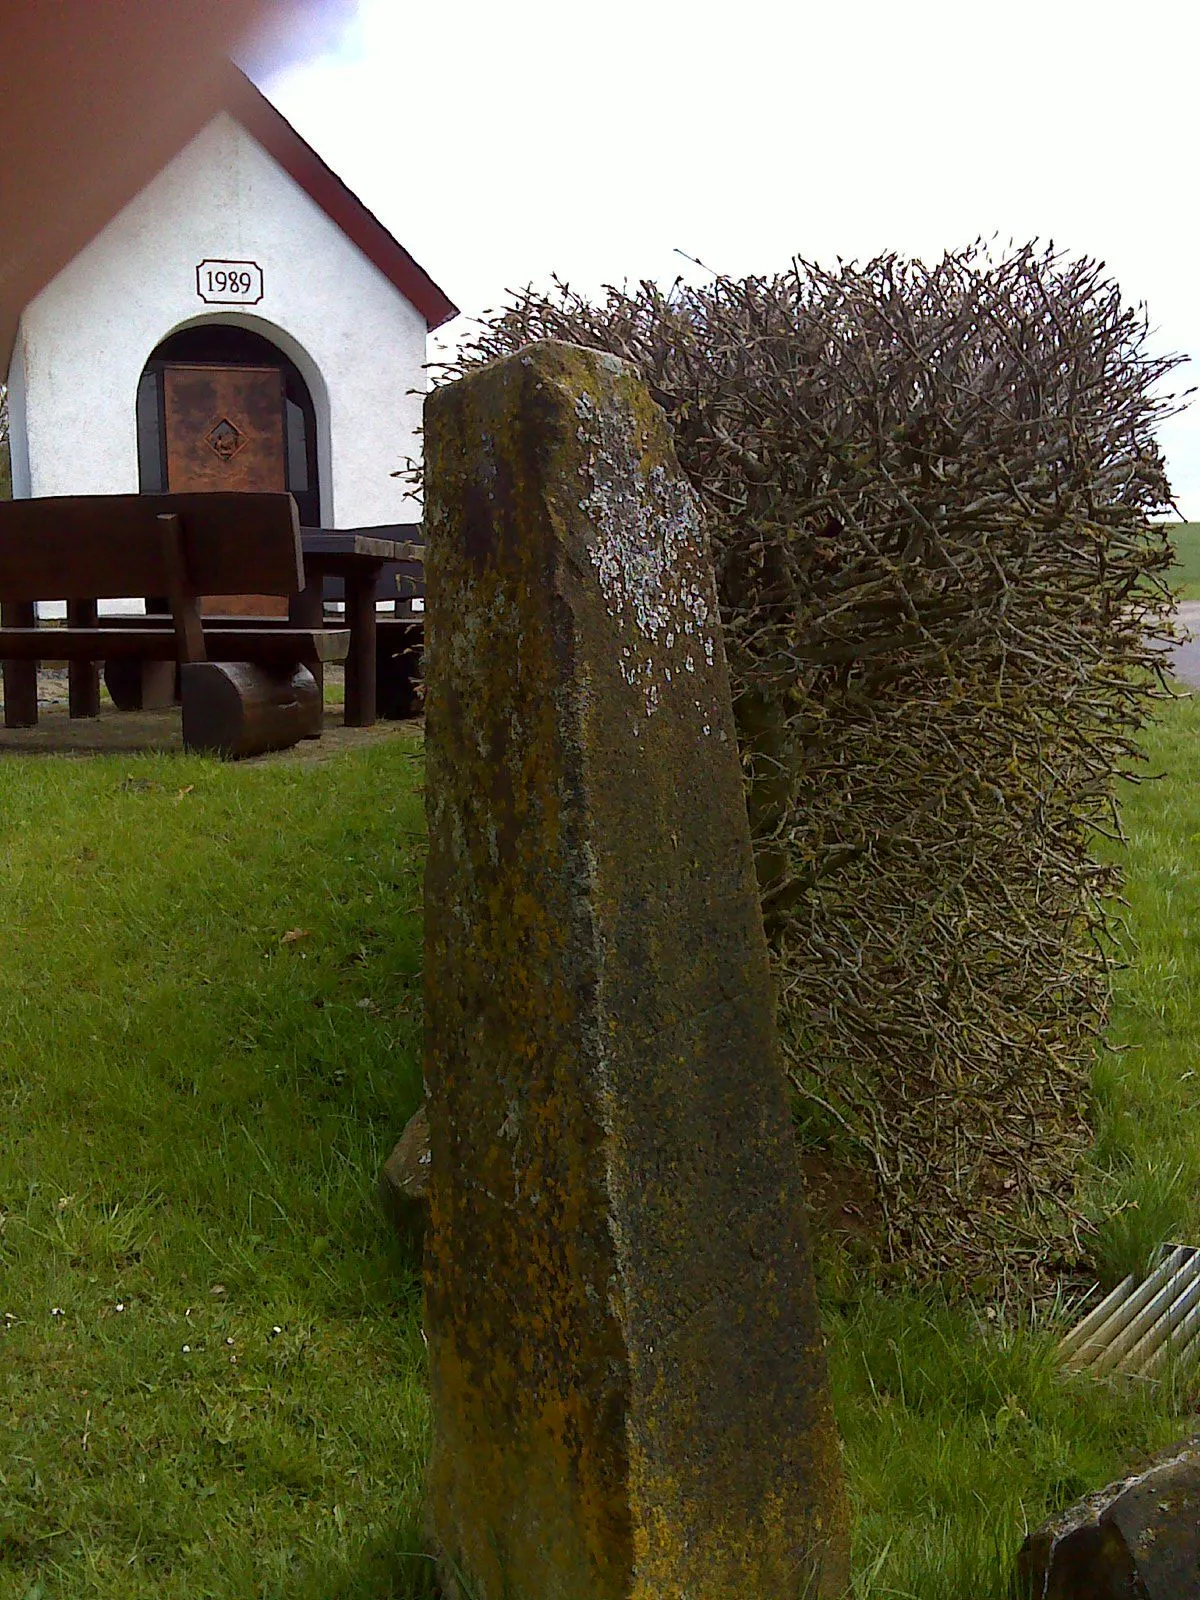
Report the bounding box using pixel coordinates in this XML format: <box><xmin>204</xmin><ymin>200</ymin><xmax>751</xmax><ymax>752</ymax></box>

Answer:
<box><xmin>2</xmin><ymin>602</ymin><xmax>38</xmax><ymax>728</ymax></box>
<box><xmin>68</xmin><ymin>599</ymin><xmax>100</xmax><ymax>717</ymax></box>
<box><xmin>289</xmin><ymin>583</ymin><xmax>325</xmax><ymax>702</ymax></box>
<box><xmin>344</xmin><ymin>573</ymin><xmax>377</xmax><ymax>728</ymax></box>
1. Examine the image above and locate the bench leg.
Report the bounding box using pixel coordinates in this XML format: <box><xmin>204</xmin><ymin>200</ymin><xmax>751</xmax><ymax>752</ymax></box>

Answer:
<box><xmin>104</xmin><ymin>659</ymin><xmax>178</xmax><ymax>712</ymax></box>
<box><xmin>288</xmin><ymin>586</ymin><xmax>324</xmax><ymax>702</ymax></box>
<box><xmin>2</xmin><ymin>603</ymin><xmax>38</xmax><ymax>728</ymax></box>
<box><xmin>344</xmin><ymin>575</ymin><xmax>377</xmax><ymax>728</ymax></box>
<box><xmin>376</xmin><ymin>636</ymin><xmax>422</xmax><ymax>719</ymax></box>
<box><xmin>68</xmin><ymin>600</ymin><xmax>101</xmax><ymax>718</ymax></box>
<box><xmin>181</xmin><ymin>661</ymin><xmax>321</xmax><ymax>758</ymax></box>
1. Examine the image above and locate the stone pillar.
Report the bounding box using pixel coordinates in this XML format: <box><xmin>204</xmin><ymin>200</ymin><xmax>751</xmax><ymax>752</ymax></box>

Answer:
<box><xmin>423</xmin><ymin>340</ymin><xmax>849</xmax><ymax>1600</ymax></box>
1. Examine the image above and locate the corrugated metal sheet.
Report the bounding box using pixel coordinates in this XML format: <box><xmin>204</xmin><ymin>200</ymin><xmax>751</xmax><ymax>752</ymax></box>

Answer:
<box><xmin>1057</xmin><ymin>1243</ymin><xmax>1200</xmax><ymax>1380</ymax></box>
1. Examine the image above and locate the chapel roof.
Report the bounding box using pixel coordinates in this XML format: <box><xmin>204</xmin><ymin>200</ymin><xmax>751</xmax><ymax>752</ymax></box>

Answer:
<box><xmin>0</xmin><ymin>61</ymin><xmax>458</xmax><ymax>373</ymax></box>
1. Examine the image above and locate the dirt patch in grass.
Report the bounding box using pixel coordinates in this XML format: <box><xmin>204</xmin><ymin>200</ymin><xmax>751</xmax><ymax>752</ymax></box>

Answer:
<box><xmin>0</xmin><ymin>699</ymin><xmax>421</xmax><ymax>764</ymax></box>
<box><xmin>801</xmin><ymin>1149</ymin><xmax>884</xmax><ymax>1259</ymax></box>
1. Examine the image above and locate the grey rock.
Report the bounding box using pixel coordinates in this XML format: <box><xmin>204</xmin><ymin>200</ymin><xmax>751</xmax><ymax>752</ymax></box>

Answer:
<box><xmin>1017</xmin><ymin>1434</ymin><xmax>1200</xmax><ymax>1598</ymax></box>
<box><xmin>378</xmin><ymin>1103</ymin><xmax>429</xmax><ymax>1254</ymax></box>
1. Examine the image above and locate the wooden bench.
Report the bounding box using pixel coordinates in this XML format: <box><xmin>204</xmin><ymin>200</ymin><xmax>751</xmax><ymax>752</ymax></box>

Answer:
<box><xmin>0</xmin><ymin>492</ymin><xmax>350</xmax><ymax>757</ymax></box>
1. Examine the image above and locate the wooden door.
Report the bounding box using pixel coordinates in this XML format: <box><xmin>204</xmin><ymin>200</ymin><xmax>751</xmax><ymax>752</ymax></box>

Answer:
<box><xmin>162</xmin><ymin>363</ymin><xmax>289</xmax><ymax>616</ymax></box>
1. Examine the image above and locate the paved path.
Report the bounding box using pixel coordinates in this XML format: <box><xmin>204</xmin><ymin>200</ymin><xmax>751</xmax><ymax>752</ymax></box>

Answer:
<box><xmin>1164</xmin><ymin>603</ymin><xmax>1200</xmax><ymax>688</ymax></box>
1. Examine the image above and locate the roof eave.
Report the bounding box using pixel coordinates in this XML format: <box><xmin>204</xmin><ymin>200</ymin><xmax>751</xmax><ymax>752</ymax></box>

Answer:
<box><xmin>220</xmin><ymin>66</ymin><xmax>459</xmax><ymax>331</ymax></box>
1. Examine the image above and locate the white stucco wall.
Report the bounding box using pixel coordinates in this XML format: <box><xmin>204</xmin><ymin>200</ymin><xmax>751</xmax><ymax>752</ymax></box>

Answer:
<box><xmin>6</xmin><ymin>332</ymin><xmax>31</xmax><ymax>501</ymax></box>
<box><xmin>6</xmin><ymin>111</ymin><xmax>428</xmax><ymax>529</ymax></box>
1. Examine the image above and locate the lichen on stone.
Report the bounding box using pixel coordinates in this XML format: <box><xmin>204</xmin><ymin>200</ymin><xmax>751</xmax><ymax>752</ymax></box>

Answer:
<box><xmin>574</xmin><ymin>390</ymin><xmax>716</xmax><ymax>721</ymax></box>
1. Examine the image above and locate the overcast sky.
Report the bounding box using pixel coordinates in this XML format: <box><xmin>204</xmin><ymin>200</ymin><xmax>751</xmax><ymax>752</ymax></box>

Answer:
<box><xmin>261</xmin><ymin>0</ymin><xmax>1200</xmax><ymax>516</ymax></box>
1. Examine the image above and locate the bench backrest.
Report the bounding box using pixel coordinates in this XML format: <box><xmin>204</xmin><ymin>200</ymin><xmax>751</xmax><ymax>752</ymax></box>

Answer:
<box><xmin>0</xmin><ymin>493</ymin><xmax>303</xmax><ymax>602</ymax></box>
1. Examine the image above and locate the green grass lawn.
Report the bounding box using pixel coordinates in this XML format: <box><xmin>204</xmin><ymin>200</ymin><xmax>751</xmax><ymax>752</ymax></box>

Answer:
<box><xmin>4</xmin><ymin>696</ymin><xmax>1200</xmax><ymax>1599</ymax></box>
<box><xmin>827</xmin><ymin>683</ymin><xmax>1200</xmax><ymax>1597</ymax></box>
<box><xmin>0</xmin><ymin>735</ymin><xmax>431</xmax><ymax>1598</ymax></box>
<box><xmin>1087</xmin><ymin>688</ymin><xmax>1200</xmax><ymax>1282</ymax></box>
<box><xmin>1166</xmin><ymin>522</ymin><xmax>1200</xmax><ymax>599</ymax></box>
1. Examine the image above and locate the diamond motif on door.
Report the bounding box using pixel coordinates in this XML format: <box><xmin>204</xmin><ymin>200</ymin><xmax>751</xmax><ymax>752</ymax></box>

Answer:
<box><xmin>205</xmin><ymin>417</ymin><xmax>246</xmax><ymax>462</ymax></box>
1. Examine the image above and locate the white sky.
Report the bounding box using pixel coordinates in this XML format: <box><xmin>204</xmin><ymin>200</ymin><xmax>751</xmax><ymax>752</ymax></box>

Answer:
<box><xmin>261</xmin><ymin>0</ymin><xmax>1200</xmax><ymax>517</ymax></box>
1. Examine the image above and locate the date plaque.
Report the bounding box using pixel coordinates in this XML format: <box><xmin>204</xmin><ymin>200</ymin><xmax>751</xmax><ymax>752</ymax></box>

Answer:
<box><xmin>195</xmin><ymin>259</ymin><xmax>264</xmax><ymax>305</ymax></box>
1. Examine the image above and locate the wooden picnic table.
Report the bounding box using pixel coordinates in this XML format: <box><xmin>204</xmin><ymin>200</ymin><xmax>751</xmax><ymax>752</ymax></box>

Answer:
<box><xmin>292</xmin><ymin>529</ymin><xmax>422</xmax><ymax>728</ymax></box>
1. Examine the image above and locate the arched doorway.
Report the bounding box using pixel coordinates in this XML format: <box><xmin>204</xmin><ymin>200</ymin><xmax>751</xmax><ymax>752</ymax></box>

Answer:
<box><xmin>135</xmin><ymin>323</ymin><xmax>321</xmax><ymax>527</ymax></box>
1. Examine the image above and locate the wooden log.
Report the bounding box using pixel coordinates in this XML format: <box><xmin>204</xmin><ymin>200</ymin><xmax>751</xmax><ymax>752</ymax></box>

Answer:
<box><xmin>2</xmin><ymin>601</ymin><xmax>37</xmax><ymax>728</ymax></box>
<box><xmin>180</xmin><ymin>661</ymin><xmax>321</xmax><ymax>758</ymax></box>
<box><xmin>104</xmin><ymin>658</ymin><xmax>178</xmax><ymax>712</ymax></box>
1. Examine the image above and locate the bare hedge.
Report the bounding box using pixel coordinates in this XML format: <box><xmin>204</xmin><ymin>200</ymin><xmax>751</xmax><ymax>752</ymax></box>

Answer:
<box><xmin>439</xmin><ymin>243</ymin><xmax>1182</xmax><ymax>1291</ymax></box>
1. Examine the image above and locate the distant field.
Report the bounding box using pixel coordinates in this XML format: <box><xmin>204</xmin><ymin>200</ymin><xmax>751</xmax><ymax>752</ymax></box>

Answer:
<box><xmin>1166</xmin><ymin>522</ymin><xmax>1200</xmax><ymax>599</ymax></box>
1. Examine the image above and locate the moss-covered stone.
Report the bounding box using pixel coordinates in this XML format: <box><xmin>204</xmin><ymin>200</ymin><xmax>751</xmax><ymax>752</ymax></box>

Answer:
<box><xmin>1017</xmin><ymin>1434</ymin><xmax>1200</xmax><ymax>1599</ymax></box>
<box><xmin>422</xmin><ymin>340</ymin><xmax>850</xmax><ymax>1600</ymax></box>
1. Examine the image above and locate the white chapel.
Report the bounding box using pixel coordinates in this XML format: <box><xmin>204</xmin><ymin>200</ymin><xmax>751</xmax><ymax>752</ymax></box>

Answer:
<box><xmin>4</xmin><ymin>62</ymin><xmax>457</xmax><ymax>533</ymax></box>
